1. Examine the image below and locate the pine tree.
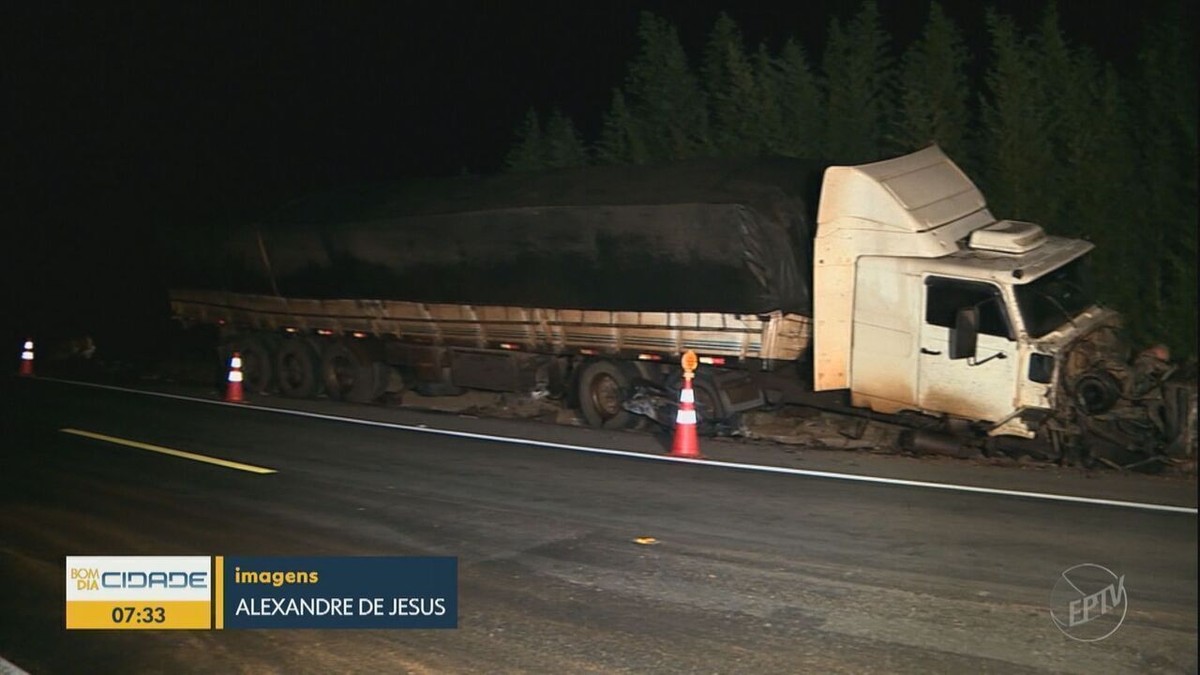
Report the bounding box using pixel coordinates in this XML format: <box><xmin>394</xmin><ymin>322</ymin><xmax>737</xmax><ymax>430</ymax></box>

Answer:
<box><xmin>821</xmin><ymin>1</ymin><xmax>892</xmax><ymax>163</ymax></box>
<box><xmin>1029</xmin><ymin>4</ymin><xmax>1075</xmax><ymax>226</ymax></box>
<box><xmin>1131</xmin><ymin>10</ymin><xmax>1197</xmax><ymax>355</ymax></box>
<box><xmin>892</xmin><ymin>2</ymin><xmax>970</xmax><ymax>164</ymax></box>
<box><xmin>1063</xmin><ymin>63</ymin><xmax>1141</xmax><ymax>328</ymax></box>
<box><xmin>504</xmin><ymin>108</ymin><xmax>545</xmax><ymax>172</ymax></box>
<box><xmin>625</xmin><ymin>12</ymin><xmax>710</xmax><ymax>161</ymax></box>
<box><xmin>595</xmin><ymin>88</ymin><xmax>648</xmax><ymax>164</ymax></box>
<box><xmin>543</xmin><ymin>108</ymin><xmax>589</xmax><ymax>169</ymax></box>
<box><xmin>752</xmin><ymin>43</ymin><xmax>786</xmax><ymax>155</ymax></box>
<box><xmin>978</xmin><ymin>10</ymin><xmax>1055</xmax><ymax>221</ymax></box>
<box><xmin>703</xmin><ymin>13</ymin><xmax>759</xmax><ymax>156</ymax></box>
<box><xmin>702</xmin><ymin>13</ymin><xmax>738</xmax><ymax>122</ymax></box>
<box><xmin>775</xmin><ymin>38</ymin><xmax>824</xmax><ymax>158</ymax></box>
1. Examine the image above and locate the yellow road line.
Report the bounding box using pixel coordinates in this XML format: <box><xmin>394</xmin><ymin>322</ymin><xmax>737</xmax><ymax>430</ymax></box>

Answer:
<box><xmin>60</xmin><ymin>428</ymin><xmax>277</xmax><ymax>474</ymax></box>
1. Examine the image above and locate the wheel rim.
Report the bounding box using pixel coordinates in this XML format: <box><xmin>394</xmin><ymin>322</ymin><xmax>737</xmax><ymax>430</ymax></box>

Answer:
<box><xmin>281</xmin><ymin>353</ymin><xmax>305</xmax><ymax>389</ymax></box>
<box><xmin>330</xmin><ymin>355</ymin><xmax>357</xmax><ymax>394</ymax></box>
<box><xmin>587</xmin><ymin>373</ymin><xmax>624</xmax><ymax>421</ymax></box>
<box><xmin>243</xmin><ymin>350</ymin><xmax>268</xmax><ymax>391</ymax></box>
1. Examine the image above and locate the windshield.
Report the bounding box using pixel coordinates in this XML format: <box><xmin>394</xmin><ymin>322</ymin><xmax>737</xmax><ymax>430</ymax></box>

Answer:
<box><xmin>1014</xmin><ymin>257</ymin><xmax>1097</xmax><ymax>337</ymax></box>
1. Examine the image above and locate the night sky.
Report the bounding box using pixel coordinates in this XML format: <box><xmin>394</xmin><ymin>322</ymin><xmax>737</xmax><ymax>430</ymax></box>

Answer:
<box><xmin>2</xmin><ymin>1</ymin><xmax>1182</xmax><ymax>354</ymax></box>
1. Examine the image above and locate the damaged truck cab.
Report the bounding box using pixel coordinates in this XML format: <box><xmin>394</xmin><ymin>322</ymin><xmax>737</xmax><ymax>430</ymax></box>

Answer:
<box><xmin>815</xmin><ymin>146</ymin><xmax>1191</xmax><ymax>460</ymax></box>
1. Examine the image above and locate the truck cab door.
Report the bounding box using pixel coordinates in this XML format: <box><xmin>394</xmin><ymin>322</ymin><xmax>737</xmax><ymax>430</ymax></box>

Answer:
<box><xmin>918</xmin><ymin>277</ymin><xmax>1019</xmax><ymax>422</ymax></box>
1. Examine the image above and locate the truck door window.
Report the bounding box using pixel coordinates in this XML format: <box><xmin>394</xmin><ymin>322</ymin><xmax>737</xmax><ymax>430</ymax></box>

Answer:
<box><xmin>925</xmin><ymin>278</ymin><xmax>1012</xmax><ymax>339</ymax></box>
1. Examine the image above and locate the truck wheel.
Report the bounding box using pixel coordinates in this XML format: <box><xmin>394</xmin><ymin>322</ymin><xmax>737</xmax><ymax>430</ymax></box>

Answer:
<box><xmin>223</xmin><ymin>334</ymin><xmax>274</xmax><ymax>394</ymax></box>
<box><xmin>321</xmin><ymin>341</ymin><xmax>388</xmax><ymax>403</ymax></box>
<box><xmin>1071</xmin><ymin>371</ymin><xmax>1121</xmax><ymax>415</ymax></box>
<box><xmin>578</xmin><ymin>360</ymin><xmax>635</xmax><ymax>429</ymax></box>
<box><xmin>692</xmin><ymin>377</ymin><xmax>727</xmax><ymax>435</ymax></box>
<box><xmin>276</xmin><ymin>339</ymin><xmax>322</xmax><ymax>398</ymax></box>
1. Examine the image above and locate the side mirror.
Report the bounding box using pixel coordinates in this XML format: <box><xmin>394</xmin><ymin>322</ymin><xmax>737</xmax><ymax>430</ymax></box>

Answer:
<box><xmin>951</xmin><ymin>306</ymin><xmax>979</xmax><ymax>360</ymax></box>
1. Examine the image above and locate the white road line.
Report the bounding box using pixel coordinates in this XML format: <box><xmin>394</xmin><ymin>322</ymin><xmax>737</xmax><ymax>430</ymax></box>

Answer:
<box><xmin>35</xmin><ymin>377</ymin><xmax>1199</xmax><ymax>515</ymax></box>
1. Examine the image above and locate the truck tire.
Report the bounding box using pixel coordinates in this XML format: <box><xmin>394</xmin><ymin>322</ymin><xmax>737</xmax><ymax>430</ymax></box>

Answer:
<box><xmin>321</xmin><ymin>341</ymin><xmax>388</xmax><ymax>403</ymax></box>
<box><xmin>692</xmin><ymin>376</ymin><xmax>727</xmax><ymax>435</ymax></box>
<box><xmin>275</xmin><ymin>338</ymin><xmax>322</xmax><ymax>398</ymax></box>
<box><xmin>578</xmin><ymin>360</ymin><xmax>636</xmax><ymax>429</ymax></box>
<box><xmin>222</xmin><ymin>334</ymin><xmax>274</xmax><ymax>394</ymax></box>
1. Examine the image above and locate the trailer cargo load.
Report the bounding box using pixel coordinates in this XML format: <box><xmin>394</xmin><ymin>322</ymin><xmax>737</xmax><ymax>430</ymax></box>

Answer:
<box><xmin>167</xmin><ymin>158</ymin><xmax>829</xmax><ymax>316</ymax></box>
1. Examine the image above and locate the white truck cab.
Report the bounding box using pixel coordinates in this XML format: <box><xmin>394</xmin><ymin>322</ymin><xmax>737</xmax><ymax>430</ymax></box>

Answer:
<box><xmin>813</xmin><ymin>145</ymin><xmax>1116</xmax><ymax>438</ymax></box>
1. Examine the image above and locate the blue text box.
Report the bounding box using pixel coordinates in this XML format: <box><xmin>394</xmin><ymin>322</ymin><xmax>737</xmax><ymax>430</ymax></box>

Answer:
<box><xmin>222</xmin><ymin>556</ymin><xmax>457</xmax><ymax>629</ymax></box>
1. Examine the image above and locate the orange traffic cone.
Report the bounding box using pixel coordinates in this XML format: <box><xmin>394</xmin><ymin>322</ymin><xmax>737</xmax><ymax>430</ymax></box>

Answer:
<box><xmin>19</xmin><ymin>339</ymin><xmax>35</xmax><ymax>377</ymax></box>
<box><xmin>224</xmin><ymin>351</ymin><xmax>245</xmax><ymax>403</ymax></box>
<box><xmin>670</xmin><ymin>374</ymin><xmax>701</xmax><ymax>458</ymax></box>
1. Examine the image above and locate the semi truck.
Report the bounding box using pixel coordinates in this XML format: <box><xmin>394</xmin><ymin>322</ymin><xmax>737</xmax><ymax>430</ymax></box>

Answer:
<box><xmin>166</xmin><ymin>145</ymin><xmax>1195</xmax><ymax>467</ymax></box>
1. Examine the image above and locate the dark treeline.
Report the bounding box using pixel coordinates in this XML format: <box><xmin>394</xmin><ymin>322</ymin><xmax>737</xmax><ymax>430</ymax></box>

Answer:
<box><xmin>503</xmin><ymin>2</ymin><xmax>1196</xmax><ymax>361</ymax></box>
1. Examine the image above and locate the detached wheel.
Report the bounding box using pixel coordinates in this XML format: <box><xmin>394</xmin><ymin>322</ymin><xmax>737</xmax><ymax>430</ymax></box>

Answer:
<box><xmin>1072</xmin><ymin>371</ymin><xmax>1121</xmax><ymax>415</ymax></box>
<box><xmin>222</xmin><ymin>334</ymin><xmax>274</xmax><ymax>394</ymax></box>
<box><xmin>320</xmin><ymin>340</ymin><xmax>388</xmax><ymax>403</ymax></box>
<box><xmin>275</xmin><ymin>338</ymin><xmax>321</xmax><ymax>398</ymax></box>
<box><xmin>578</xmin><ymin>360</ymin><xmax>635</xmax><ymax>429</ymax></box>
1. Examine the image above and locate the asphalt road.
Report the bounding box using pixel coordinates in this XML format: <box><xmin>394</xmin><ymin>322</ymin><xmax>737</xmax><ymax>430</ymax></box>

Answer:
<box><xmin>1</xmin><ymin>376</ymin><xmax>1196</xmax><ymax>674</ymax></box>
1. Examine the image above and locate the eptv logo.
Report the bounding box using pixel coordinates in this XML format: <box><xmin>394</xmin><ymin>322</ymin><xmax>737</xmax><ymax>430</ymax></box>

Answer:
<box><xmin>1050</xmin><ymin>563</ymin><xmax>1128</xmax><ymax>641</ymax></box>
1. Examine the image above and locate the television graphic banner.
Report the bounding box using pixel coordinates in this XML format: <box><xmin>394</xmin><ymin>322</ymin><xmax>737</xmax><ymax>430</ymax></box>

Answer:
<box><xmin>65</xmin><ymin>555</ymin><xmax>458</xmax><ymax>630</ymax></box>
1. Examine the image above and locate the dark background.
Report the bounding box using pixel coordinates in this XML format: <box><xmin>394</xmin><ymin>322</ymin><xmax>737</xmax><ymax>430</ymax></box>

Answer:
<box><xmin>1</xmin><ymin>1</ymin><xmax>1179</xmax><ymax>360</ymax></box>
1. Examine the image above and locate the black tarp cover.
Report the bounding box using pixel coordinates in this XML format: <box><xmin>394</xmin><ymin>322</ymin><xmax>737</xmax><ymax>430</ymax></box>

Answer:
<box><xmin>168</xmin><ymin>158</ymin><xmax>826</xmax><ymax>315</ymax></box>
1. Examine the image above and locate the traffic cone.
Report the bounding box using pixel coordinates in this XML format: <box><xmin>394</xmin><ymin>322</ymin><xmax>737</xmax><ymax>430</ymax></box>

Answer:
<box><xmin>225</xmin><ymin>351</ymin><xmax>245</xmax><ymax>403</ymax></box>
<box><xmin>670</xmin><ymin>374</ymin><xmax>701</xmax><ymax>458</ymax></box>
<box><xmin>19</xmin><ymin>339</ymin><xmax>35</xmax><ymax>377</ymax></box>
